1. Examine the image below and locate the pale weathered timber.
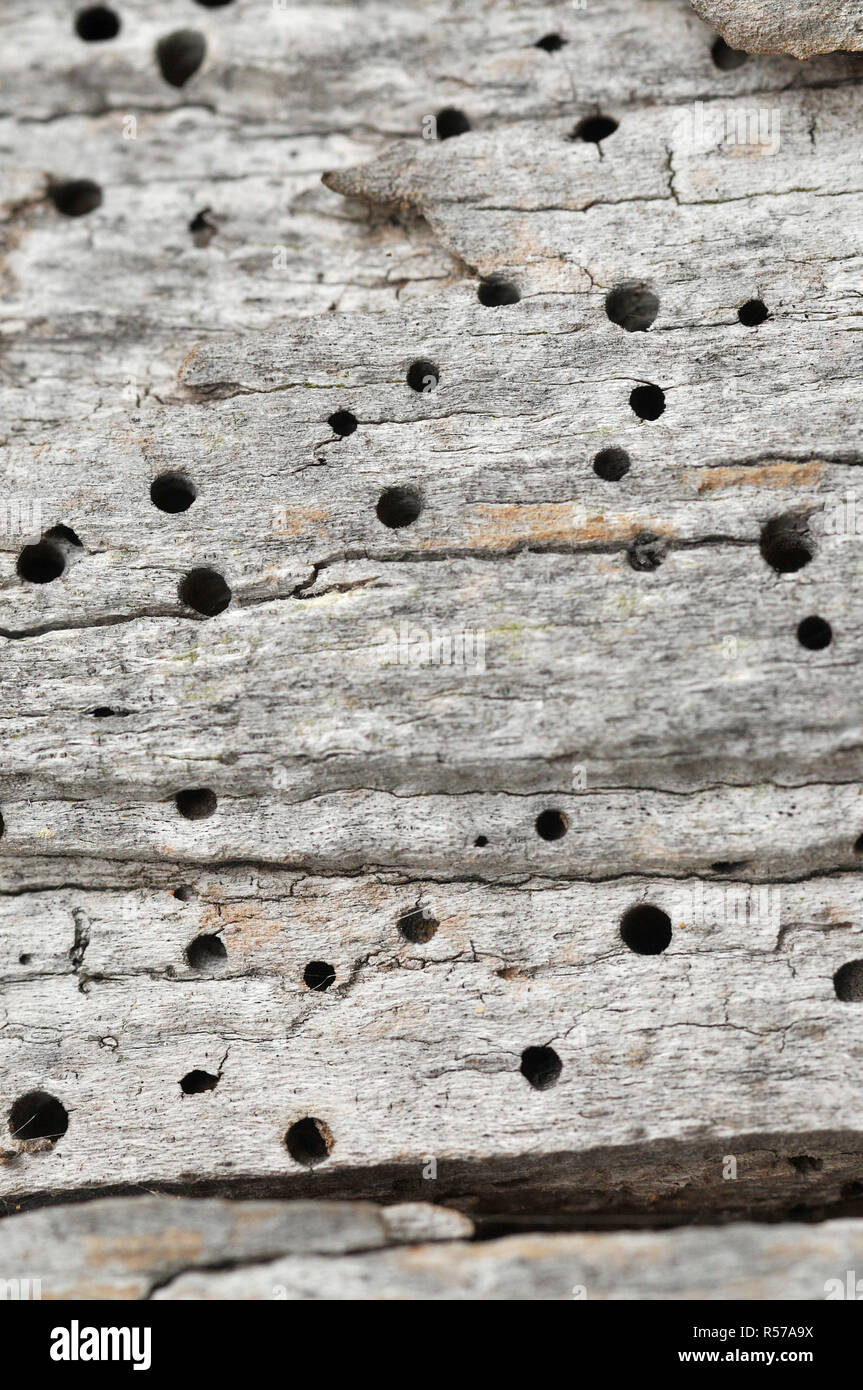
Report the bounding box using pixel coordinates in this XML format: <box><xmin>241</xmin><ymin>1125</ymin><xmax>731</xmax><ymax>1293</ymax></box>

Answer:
<box><xmin>2</xmin><ymin>0</ymin><xmax>863</xmax><ymax>1286</ymax></box>
<box><xmin>3</xmin><ymin>869</ymin><xmax>863</xmax><ymax>1212</ymax></box>
<box><xmin>692</xmin><ymin>1</ymin><xmax>863</xmax><ymax>59</ymax></box>
<box><xmin>155</xmin><ymin>1215</ymin><xmax>863</xmax><ymax>1300</ymax></box>
<box><xmin>0</xmin><ymin>1195</ymin><xmax>472</xmax><ymax>1299</ymax></box>
<box><xmin>0</xmin><ymin>1193</ymin><xmax>858</xmax><ymax>1299</ymax></box>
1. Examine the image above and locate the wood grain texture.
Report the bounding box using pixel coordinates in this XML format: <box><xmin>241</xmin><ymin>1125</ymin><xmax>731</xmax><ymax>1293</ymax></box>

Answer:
<box><xmin>0</xmin><ymin>1192</ymin><xmax>858</xmax><ymax>1299</ymax></box>
<box><xmin>2</xmin><ymin>0</ymin><xmax>863</xmax><ymax>1271</ymax></box>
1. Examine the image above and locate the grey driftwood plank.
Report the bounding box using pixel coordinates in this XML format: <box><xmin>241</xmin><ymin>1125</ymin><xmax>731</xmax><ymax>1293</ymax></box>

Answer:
<box><xmin>156</xmin><ymin>1216</ymin><xmax>863</xmax><ymax>1300</ymax></box>
<box><xmin>0</xmin><ymin>1191</ymin><xmax>859</xmax><ymax>1299</ymax></box>
<box><xmin>2</xmin><ymin>0</ymin><xmax>863</xmax><ymax>1247</ymax></box>
<box><xmin>0</xmin><ymin>1194</ymin><xmax>471</xmax><ymax>1299</ymax></box>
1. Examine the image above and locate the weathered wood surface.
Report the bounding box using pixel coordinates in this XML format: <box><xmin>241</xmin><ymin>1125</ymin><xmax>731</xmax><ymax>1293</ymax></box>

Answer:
<box><xmin>692</xmin><ymin>2</ymin><xmax>863</xmax><ymax>59</ymax></box>
<box><xmin>2</xmin><ymin>0</ymin><xmax>863</xmax><ymax>1292</ymax></box>
<box><xmin>1</xmin><ymin>1193</ymin><xmax>860</xmax><ymax>1299</ymax></box>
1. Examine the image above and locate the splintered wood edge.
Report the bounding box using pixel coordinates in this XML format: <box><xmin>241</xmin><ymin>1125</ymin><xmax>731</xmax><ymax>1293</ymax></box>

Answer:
<box><xmin>691</xmin><ymin>1</ymin><xmax>863</xmax><ymax>58</ymax></box>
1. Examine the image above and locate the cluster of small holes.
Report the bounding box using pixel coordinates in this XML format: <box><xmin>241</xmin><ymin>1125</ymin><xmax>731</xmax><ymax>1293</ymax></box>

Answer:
<box><xmin>14</xmin><ymin>19</ymin><xmax>843</xmax><ymax>1178</ymax></box>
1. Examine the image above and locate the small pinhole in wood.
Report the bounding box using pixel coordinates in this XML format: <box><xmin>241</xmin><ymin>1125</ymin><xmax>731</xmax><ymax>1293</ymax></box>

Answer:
<box><xmin>572</xmin><ymin>114</ymin><xmax>618</xmax><ymax>144</ymax></box>
<box><xmin>151</xmin><ymin>472</ymin><xmax>196</xmax><ymax>513</ymax></box>
<box><xmin>435</xmin><ymin>107</ymin><xmax>471</xmax><ymax>140</ymax></box>
<box><xmin>285</xmin><ymin>1116</ymin><xmax>334</xmax><ymax>1166</ymax></box>
<box><xmin>474</xmin><ymin>835</ymin><xmax>488</xmax><ymax>847</ymax></box>
<box><xmin>398</xmin><ymin>906</ymin><xmax>438</xmax><ymax>944</ymax></box>
<box><xmin>50</xmin><ymin>180</ymin><xmax>102</xmax><ymax>217</ymax></box>
<box><xmin>9</xmin><ymin>1091</ymin><xmax>68</xmax><ymax>1143</ymax></box>
<box><xmin>185</xmin><ymin>933</ymin><xmax>227</xmax><ymax>970</ymax></box>
<box><xmin>477</xmin><ymin>277</ymin><xmax>521</xmax><ymax>307</ymax></box>
<box><xmin>376</xmin><ymin>486</ymin><xmax>423</xmax><ymax>528</ymax></box>
<box><xmin>628</xmin><ymin>531</ymin><xmax>667</xmax><ymax>572</ymax></box>
<box><xmin>175</xmin><ymin>788</ymin><xmax>217</xmax><ymax>820</ymax></box>
<box><xmin>593</xmin><ymin>446</ymin><xmax>630</xmax><ymax>481</ymax></box>
<box><xmin>328</xmin><ymin>410</ymin><xmax>357</xmax><ymax>437</ymax></box>
<box><xmin>179</xmin><ymin>567</ymin><xmax>232</xmax><ymax>616</ymax></box>
<box><xmin>18</xmin><ymin>954</ymin><xmax>31</xmax><ymax>965</ymax></box>
<box><xmin>180</xmin><ymin>1069</ymin><xmax>219</xmax><ymax>1094</ymax></box>
<box><xmin>712</xmin><ymin>37</ymin><xmax>748</xmax><ymax>71</ymax></box>
<box><xmin>304</xmin><ymin>960</ymin><xmax>336</xmax><ymax>991</ymax></box>
<box><xmin>17</xmin><ymin>538</ymin><xmax>65</xmax><ymax>583</ymax></box>
<box><xmin>75</xmin><ymin>6</ymin><xmax>120</xmax><ymax>41</ymax></box>
<box><xmin>535</xmin><ymin>809</ymin><xmax>568</xmax><ymax>841</ymax></box>
<box><xmin>535</xmin><ymin>34</ymin><xmax>566</xmax><ymax>52</ymax></box>
<box><xmin>156</xmin><ymin>30</ymin><xmax>206</xmax><ymax>87</ymax></box>
<box><xmin>788</xmin><ymin>1155</ymin><xmax>823</xmax><ymax>1175</ymax></box>
<box><xmin>629</xmin><ymin>384</ymin><xmax>665</xmax><ymax>420</ymax></box>
<box><xmin>834</xmin><ymin>960</ymin><xmax>863</xmax><ymax>1001</ymax></box>
<box><xmin>620</xmin><ymin>904</ymin><xmax>672</xmax><ymax>955</ymax></box>
<box><xmin>797</xmin><ymin>616</ymin><xmax>832</xmax><ymax>650</ymax></box>
<box><xmin>738</xmin><ymin>298</ymin><xmax>768</xmax><ymax>327</ymax></box>
<box><xmin>189</xmin><ymin>208</ymin><xmax>217</xmax><ymax>247</ymax></box>
<box><xmin>406</xmin><ymin>358</ymin><xmax>439</xmax><ymax>393</ymax></box>
<box><xmin>760</xmin><ymin>514</ymin><xmax>813</xmax><ymax>574</ymax></box>
<box><xmin>606</xmin><ymin>281</ymin><xmax>659</xmax><ymax>332</ymax></box>
<box><xmin>520</xmin><ymin>1045</ymin><xmax>562</xmax><ymax>1090</ymax></box>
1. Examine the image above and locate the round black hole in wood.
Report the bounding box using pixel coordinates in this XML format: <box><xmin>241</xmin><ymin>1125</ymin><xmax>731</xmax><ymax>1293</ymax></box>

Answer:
<box><xmin>398</xmin><ymin>906</ymin><xmax>438</xmax><ymax>943</ymax></box>
<box><xmin>75</xmin><ymin>6</ymin><xmax>120</xmax><ymax>40</ymax></box>
<box><xmin>593</xmin><ymin>446</ymin><xmax>630</xmax><ymax>481</ymax></box>
<box><xmin>151</xmin><ymin>472</ymin><xmax>196</xmax><ymax>513</ymax></box>
<box><xmin>9</xmin><ymin>1090</ymin><xmax>68</xmax><ymax>1143</ymax></box>
<box><xmin>328</xmin><ymin>410</ymin><xmax>357</xmax><ymax>437</ymax></box>
<box><xmin>712</xmin><ymin>37</ymin><xmax>748</xmax><ymax>70</ymax></box>
<box><xmin>477</xmin><ymin>277</ymin><xmax>520</xmax><ymax>307</ymax></box>
<box><xmin>572</xmin><ymin>114</ymin><xmax>618</xmax><ymax>143</ymax></box>
<box><xmin>17</xmin><ymin>538</ymin><xmax>65</xmax><ymax>583</ymax></box>
<box><xmin>175</xmin><ymin>788</ymin><xmax>217</xmax><ymax>820</ymax></box>
<box><xmin>535</xmin><ymin>33</ymin><xmax>566</xmax><ymax>52</ymax></box>
<box><xmin>185</xmin><ymin>933</ymin><xmax>227</xmax><ymax>970</ymax></box>
<box><xmin>376</xmin><ymin>486</ymin><xmax>422</xmax><ymax>528</ymax></box>
<box><xmin>19</xmin><ymin>953</ymin><xmax>31</xmax><ymax>965</ymax></box>
<box><xmin>156</xmin><ymin>30</ymin><xmax>206</xmax><ymax>87</ymax></box>
<box><xmin>627</xmin><ymin>531</ymin><xmax>667</xmax><ymax>572</ymax></box>
<box><xmin>759</xmin><ymin>514</ymin><xmax>813</xmax><ymax>573</ymax></box>
<box><xmin>435</xmin><ymin>107</ymin><xmax>471</xmax><ymax>140</ymax></box>
<box><xmin>285</xmin><ymin>1116</ymin><xmax>334</xmax><ymax>1166</ymax></box>
<box><xmin>304</xmin><ymin>960</ymin><xmax>336</xmax><ymax>991</ymax></box>
<box><xmin>606</xmin><ymin>281</ymin><xmax>659</xmax><ymax>332</ymax></box>
<box><xmin>179</xmin><ymin>567</ymin><xmax>232</xmax><ymax>616</ymax></box>
<box><xmin>797</xmin><ymin>615</ymin><xmax>832</xmax><ymax>650</ymax></box>
<box><xmin>620</xmin><ymin>904</ymin><xmax>672</xmax><ymax>955</ymax></box>
<box><xmin>835</xmin><ymin>961</ymin><xmax>863</xmax><ymax>1002</ymax></box>
<box><xmin>738</xmin><ymin>298</ymin><xmax>768</xmax><ymax>326</ymax></box>
<box><xmin>180</xmin><ymin>1069</ymin><xmax>219</xmax><ymax>1093</ymax></box>
<box><xmin>520</xmin><ymin>1045</ymin><xmax>562</xmax><ymax>1090</ymax></box>
<box><xmin>535</xmin><ymin>809</ymin><xmax>568</xmax><ymax>841</ymax></box>
<box><xmin>474</xmin><ymin>835</ymin><xmax>488</xmax><ymax>847</ymax></box>
<box><xmin>629</xmin><ymin>384</ymin><xmax>665</xmax><ymax>420</ymax></box>
<box><xmin>406</xmin><ymin>358</ymin><xmax>439</xmax><ymax>392</ymax></box>
<box><xmin>50</xmin><ymin>180</ymin><xmax>102</xmax><ymax>217</ymax></box>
